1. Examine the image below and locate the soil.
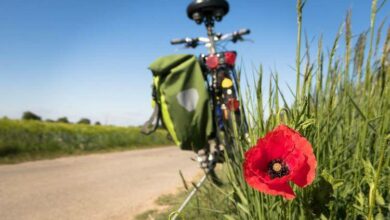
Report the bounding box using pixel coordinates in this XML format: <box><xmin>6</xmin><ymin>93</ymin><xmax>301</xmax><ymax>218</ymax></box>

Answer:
<box><xmin>0</xmin><ymin>146</ymin><xmax>199</xmax><ymax>220</ymax></box>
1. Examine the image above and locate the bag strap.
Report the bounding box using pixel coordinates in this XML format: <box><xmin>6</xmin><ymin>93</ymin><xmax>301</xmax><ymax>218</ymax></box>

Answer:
<box><xmin>141</xmin><ymin>104</ymin><xmax>160</xmax><ymax>135</ymax></box>
<box><xmin>141</xmin><ymin>84</ymin><xmax>160</xmax><ymax>135</ymax></box>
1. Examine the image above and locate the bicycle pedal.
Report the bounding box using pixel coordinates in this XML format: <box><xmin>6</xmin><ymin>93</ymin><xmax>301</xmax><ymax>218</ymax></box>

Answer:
<box><xmin>214</xmin><ymin>150</ymin><xmax>226</xmax><ymax>163</ymax></box>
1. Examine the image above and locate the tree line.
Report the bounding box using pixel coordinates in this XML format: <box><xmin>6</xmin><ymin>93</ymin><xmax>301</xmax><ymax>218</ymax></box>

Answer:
<box><xmin>22</xmin><ymin>111</ymin><xmax>101</xmax><ymax>125</ymax></box>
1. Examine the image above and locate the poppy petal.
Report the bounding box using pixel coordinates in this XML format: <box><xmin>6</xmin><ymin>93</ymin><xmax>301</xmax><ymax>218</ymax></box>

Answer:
<box><xmin>244</xmin><ymin>146</ymin><xmax>268</xmax><ymax>175</ymax></box>
<box><xmin>291</xmin><ymin>136</ymin><xmax>317</xmax><ymax>187</ymax></box>
<box><xmin>267</xmin><ymin>182</ymin><xmax>296</xmax><ymax>200</ymax></box>
<box><xmin>283</xmin><ymin>146</ymin><xmax>305</xmax><ymax>178</ymax></box>
<box><xmin>244</xmin><ymin>173</ymin><xmax>296</xmax><ymax>200</ymax></box>
<box><xmin>260</xmin><ymin>127</ymin><xmax>295</xmax><ymax>160</ymax></box>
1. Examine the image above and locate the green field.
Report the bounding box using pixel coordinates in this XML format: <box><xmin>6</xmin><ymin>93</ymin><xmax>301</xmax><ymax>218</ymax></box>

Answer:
<box><xmin>0</xmin><ymin>118</ymin><xmax>172</xmax><ymax>163</ymax></box>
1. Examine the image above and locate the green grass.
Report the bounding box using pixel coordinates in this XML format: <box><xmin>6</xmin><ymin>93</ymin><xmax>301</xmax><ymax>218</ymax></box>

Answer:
<box><xmin>135</xmin><ymin>168</ymin><xmax>235</xmax><ymax>220</ymax></box>
<box><xmin>148</xmin><ymin>0</ymin><xmax>389</xmax><ymax>219</ymax></box>
<box><xmin>0</xmin><ymin>118</ymin><xmax>172</xmax><ymax>164</ymax></box>
<box><xmin>223</xmin><ymin>0</ymin><xmax>390</xmax><ymax>219</ymax></box>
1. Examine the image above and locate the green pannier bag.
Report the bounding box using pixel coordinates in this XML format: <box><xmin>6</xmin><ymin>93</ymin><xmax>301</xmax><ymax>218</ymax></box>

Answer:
<box><xmin>142</xmin><ymin>54</ymin><xmax>213</xmax><ymax>152</ymax></box>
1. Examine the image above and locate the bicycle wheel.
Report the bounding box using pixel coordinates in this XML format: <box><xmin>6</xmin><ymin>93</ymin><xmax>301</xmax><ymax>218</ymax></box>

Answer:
<box><xmin>220</xmin><ymin>68</ymin><xmax>248</xmax><ymax>156</ymax></box>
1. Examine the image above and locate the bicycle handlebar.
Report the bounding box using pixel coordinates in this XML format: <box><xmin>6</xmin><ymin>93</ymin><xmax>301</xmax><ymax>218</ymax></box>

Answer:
<box><xmin>171</xmin><ymin>38</ymin><xmax>187</xmax><ymax>45</ymax></box>
<box><xmin>170</xmin><ymin>28</ymin><xmax>250</xmax><ymax>47</ymax></box>
<box><xmin>236</xmin><ymin>28</ymin><xmax>250</xmax><ymax>36</ymax></box>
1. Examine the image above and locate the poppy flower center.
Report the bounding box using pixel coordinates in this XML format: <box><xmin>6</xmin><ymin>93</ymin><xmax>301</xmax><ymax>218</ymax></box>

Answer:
<box><xmin>268</xmin><ymin>159</ymin><xmax>289</xmax><ymax>179</ymax></box>
<box><xmin>272</xmin><ymin>163</ymin><xmax>282</xmax><ymax>172</ymax></box>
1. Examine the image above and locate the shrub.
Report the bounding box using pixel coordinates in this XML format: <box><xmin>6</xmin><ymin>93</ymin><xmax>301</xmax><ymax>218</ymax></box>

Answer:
<box><xmin>57</xmin><ymin>117</ymin><xmax>69</xmax><ymax>123</ymax></box>
<box><xmin>22</xmin><ymin>111</ymin><xmax>41</xmax><ymax>121</ymax></box>
<box><xmin>77</xmin><ymin>118</ymin><xmax>91</xmax><ymax>125</ymax></box>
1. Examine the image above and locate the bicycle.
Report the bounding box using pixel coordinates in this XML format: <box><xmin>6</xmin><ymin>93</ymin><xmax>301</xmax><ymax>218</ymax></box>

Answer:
<box><xmin>170</xmin><ymin>0</ymin><xmax>250</xmax><ymax>180</ymax></box>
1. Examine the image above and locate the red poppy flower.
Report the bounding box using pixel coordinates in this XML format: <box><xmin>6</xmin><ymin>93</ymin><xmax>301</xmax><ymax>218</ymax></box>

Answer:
<box><xmin>243</xmin><ymin>125</ymin><xmax>317</xmax><ymax>200</ymax></box>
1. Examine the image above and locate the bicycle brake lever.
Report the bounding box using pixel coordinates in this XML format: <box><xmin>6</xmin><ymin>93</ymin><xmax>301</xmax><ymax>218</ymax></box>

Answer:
<box><xmin>232</xmin><ymin>35</ymin><xmax>243</xmax><ymax>43</ymax></box>
<box><xmin>242</xmin><ymin>38</ymin><xmax>255</xmax><ymax>43</ymax></box>
<box><xmin>232</xmin><ymin>37</ymin><xmax>254</xmax><ymax>44</ymax></box>
<box><xmin>187</xmin><ymin>42</ymin><xmax>199</xmax><ymax>48</ymax></box>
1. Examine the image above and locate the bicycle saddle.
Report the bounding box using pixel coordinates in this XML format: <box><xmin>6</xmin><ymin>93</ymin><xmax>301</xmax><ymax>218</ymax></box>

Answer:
<box><xmin>187</xmin><ymin>0</ymin><xmax>229</xmax><ymax>24</ymax></box>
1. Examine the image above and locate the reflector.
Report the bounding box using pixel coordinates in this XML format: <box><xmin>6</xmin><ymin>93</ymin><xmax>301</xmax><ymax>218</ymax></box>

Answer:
<box><xmin>224</xmin><ymin>51</ymin><xmax>236</xmax><ymax>66</ymax></box>
<box><xmin>227</xmin><ymin>98</ymin><xmax>240</xmax><ymax>111</ymax></box>
<box><xmin>206</xmin><ymin>55</ymin><xmax>219</xmax><ymax>69</ymax></box>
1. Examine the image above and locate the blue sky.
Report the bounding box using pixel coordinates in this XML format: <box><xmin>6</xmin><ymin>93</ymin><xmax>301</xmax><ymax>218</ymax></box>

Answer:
<box><xmin>0</xmin><ymin>0</ymin><xmax>388</xmax><ymax>125</ymax></box>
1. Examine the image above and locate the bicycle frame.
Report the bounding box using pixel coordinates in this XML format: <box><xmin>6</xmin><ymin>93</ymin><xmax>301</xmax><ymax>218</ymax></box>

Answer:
<box><xmin>205</xmin><ymin>19</ymin><xmax>217</xmax><ymax>54</ymax></box>
<box><xmin>170</xmin><ymin>17</ymin><xmax>250</xmax><ymax>169</ymax></box>
<box><xmin>195</xmin><ymin>22</ymin><xmax>246</xmax><ymax>165</ymax></box>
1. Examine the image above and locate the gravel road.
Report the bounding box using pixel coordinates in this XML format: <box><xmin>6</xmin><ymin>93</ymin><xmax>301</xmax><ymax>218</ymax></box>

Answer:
<box><xmin>0</xmin><ymin>147</ymin><xmax>199</xmax><ymax>220</ymax></box>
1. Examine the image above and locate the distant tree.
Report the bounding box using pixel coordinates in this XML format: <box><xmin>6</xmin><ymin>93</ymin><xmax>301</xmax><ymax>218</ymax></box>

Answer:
<box><xmin>57</xmin><ymin>117</ymin><xmax>69</xmax><ymax>123</ymax></box>
<box><xmin>77</xmin><ymin>118</ymin><xmax>91</xmax><ymax>125</ymax></box>
<box><xmin>45</xmin><ymin>119</ymin><xmax>55</xmax><ymax>123</ymax></box>
<box><xmin>22</xmin><ymin>111</ymin><xmax>41</xmax><ymax>121</ymax></box>
<box><xmin>95</xmin><ymin>121</ymin><xmax>101</xmax><ymax>126</ymax></box>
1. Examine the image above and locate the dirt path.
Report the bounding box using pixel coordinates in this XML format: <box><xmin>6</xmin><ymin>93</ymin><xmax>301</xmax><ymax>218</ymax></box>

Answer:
<box><xmin>0</xmin><ymin>147</ymin><xmax>200</xmax><ymax>220</ymax></box>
